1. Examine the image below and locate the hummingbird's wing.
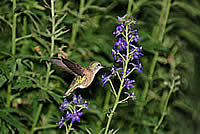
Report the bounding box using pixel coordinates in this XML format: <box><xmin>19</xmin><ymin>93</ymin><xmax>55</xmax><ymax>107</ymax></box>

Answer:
<box><xmin>51</xmin><ymin>58</ymin><xmax>77</xmax><ymax>76</ymax></box>
<box><xmin>61</xmin><ymin>57</ymin><xmax>85</xmax><ymax>76</ymax></box>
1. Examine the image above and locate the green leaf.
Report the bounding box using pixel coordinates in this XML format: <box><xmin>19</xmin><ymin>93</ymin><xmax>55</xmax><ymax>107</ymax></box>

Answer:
<box><xmin>142</xmin><ymin>39</ymin><xmax>168</xmax><ymax>53</ymax></box>
<box><xmin>173</xmin><ymin>1</ymin><xmax>200</xmax><ymax>17</ymax></box>
<box><xmin>0</xmin><ymin>121</ymin><xmax>10</xmax><ymax>134</ymax></box>
<box><xmin>1</xmin><ymin>108</ymin><xmax>33</xmax><ymax>123</ymax></box>
<box><xmin>12</xmin><ymin>77</ymin><xmax>33</xmax><ymax>91</ymax></box>
<box><xmin>47</xmin><ymin>90</ymin><xmax>62</xmax><ymax>104</ymax></box>
<box><xmin>38</xmin><ymin>90</ymin><xmax>49</xmax><ymax>102</ymax></box>
<box><xmin>7</xmin><ymin>58</ymin><xmax>17</xmax><ymax>84</ymax></box>
<box><xmin>0</xmin><ymin>111</ymin><xmax>25</xmax><ymax>134</ymax></box>
<box><xmin>16</xmin><ymin>59</ymin><xmax>26</xmax><ymax>75</ymax></box>
<box><xmin>178</xmin><ymin>29</ymin><xmax>200</xmax><ymax>50</ymax></box>
<box><xmin>0</xmin><ymin>74</ymin><xmax>7</xmax><ymax>88</ymax></box>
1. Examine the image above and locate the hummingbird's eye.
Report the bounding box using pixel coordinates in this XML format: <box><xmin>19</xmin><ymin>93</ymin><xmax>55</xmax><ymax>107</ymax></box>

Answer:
<box><xmin>97</xmin><ymin>63</ymin><xmax>101</xmax><ymax>66</ymax></box>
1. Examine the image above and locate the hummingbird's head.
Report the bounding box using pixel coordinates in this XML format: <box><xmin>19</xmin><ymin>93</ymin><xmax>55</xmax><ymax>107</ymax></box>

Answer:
<box><xmin>89</xmin><ymin>61</ymin><xmax>104</xmax><ymax>74</ymax></box>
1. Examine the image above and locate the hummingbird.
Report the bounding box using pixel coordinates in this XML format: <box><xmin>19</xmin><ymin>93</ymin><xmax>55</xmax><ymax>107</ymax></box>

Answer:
<box><xmin>51</xmin><ymin>57</ymin><xmax>104</xmax><ymax>96</ymax></box>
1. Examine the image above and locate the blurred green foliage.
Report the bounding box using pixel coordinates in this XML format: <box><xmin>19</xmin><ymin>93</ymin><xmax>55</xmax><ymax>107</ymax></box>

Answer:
<box><xmin>0</xmin><ymin>0</ymin><xmax>200</xmax><ymax>133</ymax></box>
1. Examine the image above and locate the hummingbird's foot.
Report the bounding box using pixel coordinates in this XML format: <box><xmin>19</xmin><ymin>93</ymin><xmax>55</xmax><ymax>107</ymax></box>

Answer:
<box><xmin>58</xmin><ymin>47</ymin><xmax>68</xmax><ymax>59</ymax></box>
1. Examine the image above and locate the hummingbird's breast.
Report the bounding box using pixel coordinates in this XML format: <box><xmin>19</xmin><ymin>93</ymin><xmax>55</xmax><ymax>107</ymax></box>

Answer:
<box><xmin>81</xmin><ymin>70</ymin><xmax>95</xmax><ymax>88</ymax></box>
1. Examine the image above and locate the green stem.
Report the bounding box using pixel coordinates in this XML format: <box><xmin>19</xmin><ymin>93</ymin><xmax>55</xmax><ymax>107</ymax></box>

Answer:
<box><xmin>45</xmin><ymin>0</ymin><xmax>55</xmax><ymax>88</ymax></box>
<box><xmin>66</xmin><ymin>122</ymin><xmax>73</xmax><ymax>134</ymax></box>
<box><xmin>104</xmin><ymin>25</ymin><xmax>130</xmax><ymax>134</ymax></box>
<box><xmin>0</xmin><ymin>16</ymin><xmax>12</xmax><ymax>28</ymax></box>
<box><xmin>127</xmin><ymin>0</ymin><xmax>133</xmax><ymax>16</ymax></box>
<box><xmin>45</xmin><ymin>62</ymin><xmax>51</xmax><ymax>87</ymax></box>
<box><xmin>70</xmin><ymin>0</ymin><xmax>85</xmax><ymax>46</ymax></box>
<box><xmin>140</xmin><ymin>52</ymin><xmax>158</xmax><ymax>113</ymax></box>
<box><xmin>116</xmin><ymin>72</ymin><xmax>122</xmax><ymax>82</ymax></box>
<box><xmin>108</xmin><ymin>79</ymin><xmax>117</xmax><ymax>97</ymax></box>
<box><xmin>6</xmin><ymin>84</ymin><xmax>11</xmax><ymax>108</ymax></box>
<box><xmin>139</xmin><ymin>0</ymin><xmax>171</xmax><ymax>115</ymax></box>
<box><xmin>153</xmin><ymin>79</ymin><xmax>175</xmax><ymax>134</ymax></box>
<box><xmin>23</xmin><ymin>16</ymin><xmax>27</xmax><ymax>35</ymax></box>
<box><xmin>104</xmin><ymin>78</ymin><xmax>125</xmax><ymax>134</ymax></box>
<box><xmin>15</xmin><ymin>34</ymin><xmax>32</xmax><ymax>42</ymax></box>
<box><xmin>30</xmin><ymin>1</ymin><xmax>56</xmax><ymax>133</ymax></box>
<box><xmin>158</xmin><ymin>0</ymin><xmax>171</xmax><ymax>42</ymax></box>
<box><xmin>12</xmin><ymin>0</ymin><xmax>17</xmax><ymax>55</ymax></box>
<box><xmin>34</xmin><ymin>125</ymin><xmax>58</xmax><ymax>131</ymax></box>
<box><xmin>30</xmin><ymin>103</ymin><xmax>43</xmax><ymax>134</ymax></box>
<box><xmin>50</xmin><ymin>0</ymin><xmax>55</xmax><ymax>58</ymax></box>
<box><xmin>96</xmin><ymin>89</ymin><xmax>111</xmax><ymax>133</ymax></box>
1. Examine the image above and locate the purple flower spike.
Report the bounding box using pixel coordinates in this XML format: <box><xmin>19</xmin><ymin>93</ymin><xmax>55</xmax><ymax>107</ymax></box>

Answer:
<box><xmin>102</xmin><ymin>15</ymin><xmax>143</xmax><ymax>102</ymax></box>
<box><xmin>57</xmin><ymin>95</ymin><xmax>89</xmax><ymax>128</ymax></box>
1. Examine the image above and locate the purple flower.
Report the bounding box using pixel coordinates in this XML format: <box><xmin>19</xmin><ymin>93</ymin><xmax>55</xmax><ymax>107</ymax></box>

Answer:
<box><xmin>113</xmin><ymin>25</ymin><xmax>123</xmax><ymax>37</ymax></box>
<box><xmin>128</xmin><ymin>29</ymin><xmax>141</xmax><ymax>43</ymax></box>
<box><xmin>112</xmin><ymin>49</ymin><xmax>119</xmax><ymax>60</ymax></box>
<box><xmin>120</xmin><ymin>68</ymin><xmax>131</xmax><ymax>79</ymax></box>
<box><xmin>69</xmin><ymin>109</ymin><xmax>83</xmax><ymax>123</ymax></box>
<box><xmin>82</xmin><ymin>101</ymin><xmax>90</xmax><ymax>109</ymax></box>
<box><xmin>59</xmin><ymin>98</ymin><xmax>69</xmax><ymax>111</ymax></box>
<box><xmin>111</xmin><ymin>66</ymin><xmax>121</xmax><ymax>75</ymax></box>
<box><xmin>56</xmin><ymin>116</ymin><xmax>67</xmax><ymax>128</ymax></box>
<box><xmin>116</xmin><ymin>26</ymin><xmax>123</xmax><ymax>32</ymax></box>
<box><xmin>116</xmin><ymin>57</ymin><xmax>123</xmax><ymax>62</ymax></box>
<box><xmin>114</xmin><ymin>38</ymin><xmax>126</xmax><ymax>51</ymax></box>
<box><xmin>72</xmin><ymin>94</ymin><xmax>78</xmax><ymax>104</ymax></box>
<box><xmin>130</xmin><ymin>60</ymin><xmax>143</xmax><ymax>73</ymax></box>
<box><xmin>124</xmin><ymin>91</ymin><xmax>136</xmax><ymax>100</ymax></box>
<box><xmin>124</xmin><ymin>78</ymin><xmax>135</xmax><ymax>89</ymax></box>
<box><xmin>102</xmin><ymin>66</ymin><xmax>122</xmax><ymax>86</ymax></box>
<box><xmin>78</xmin><ymin>95</ymin><xmax>83</xmax><ymax>103</ymax></box>
<box><xmin>117</xmin><ymin>14</ymin><xmax>128</xmax><ymax>22</ymax></box>
<box><xmin>57</xmin><ymin>95</ymin><xmax>89</xmax><ymax>127</ymax></box>
<box><xmin>102</xmin><ymin>74</ymin><xmax>111</xmax><ymax>86</ymax></box>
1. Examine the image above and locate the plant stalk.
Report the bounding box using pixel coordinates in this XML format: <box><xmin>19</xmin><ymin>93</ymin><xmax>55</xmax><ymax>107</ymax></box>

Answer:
<box><xmin>50</xmin><ymin>0</ymin><xmax>55</xmax><ymax>58</ymax></box>
<box><xmin>30</xmin><ymin>103</ymin><xmax>43</xmax><ymax>134</ymax></box>
<box><xmin>139</xmin><ymin>0</ymin><xmax>171</xmax><ymax>116</ymax></box>
<box><xmin>30</xmin><ymin>1</ymin><xmax>55</xmax><ymax>133</ymax></box>
<box><xmin>66</xmin><ymin>122</ymin><xmax>73</xmax><ymax>134</ymax></box>
<box><xmin>6</xmin><ymin>84</ymin><xmax>11</xmax><ymax>108</ymax></box>
<box><xmin>96</xmin><ymin>89</ymin><xmax>111</xmax><ymax>133</ymax></box>
<box><xmin>70</xmin><ymin>0</ymin><xmax>85</xmax><ymax>46</ymax></box>
<box><xmin>153</xmin><ymin>79</ymin><xmax>175</xmax><ymax>133</ymax></box>
<box><xmin>12</xmin><ymin>0</ymin><xmax>17</xmax><ymax>55</ymax></box>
